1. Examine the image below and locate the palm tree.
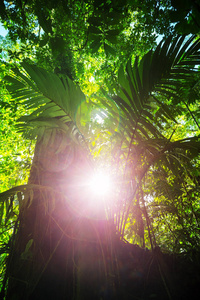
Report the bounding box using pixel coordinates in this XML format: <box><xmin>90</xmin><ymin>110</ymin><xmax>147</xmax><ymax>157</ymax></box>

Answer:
<box><xmin>1</xmin><ymin>35</ymin><xmax>200</xmax><ymax>299</ymax></box>
<box><xmin>101</xmin><ymin>34</ymin><xmax>200</xmax><ymax>249</ymax></box>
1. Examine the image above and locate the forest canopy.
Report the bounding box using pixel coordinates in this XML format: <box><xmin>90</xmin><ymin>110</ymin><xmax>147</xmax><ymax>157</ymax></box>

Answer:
<box><xmin>0</xmin><ymin>0</ymin><xmax>200</xmax><ymax>298</ymax></box>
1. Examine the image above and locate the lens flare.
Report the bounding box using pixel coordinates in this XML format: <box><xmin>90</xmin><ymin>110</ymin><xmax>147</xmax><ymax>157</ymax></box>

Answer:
<box><xmin>89</xmin><ymin>171</ymin><xmax>112</xmax><ymax>197</ymax></box>
<box><xmin>62</xmin><ymin>168</ymin><xmax>114</xmax><ymax>219</ymax></box>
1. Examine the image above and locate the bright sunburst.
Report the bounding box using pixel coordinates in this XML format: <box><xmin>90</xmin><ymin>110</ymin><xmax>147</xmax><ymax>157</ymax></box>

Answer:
<box><xmin>88</xmin><ymin>171</ymin><xmax>112</xmax><ymax>197</ymax></box>
<box><xmin>67</xmin><ymin>169</ymin><xmax>114</xmax><ymax>219</ymax></box>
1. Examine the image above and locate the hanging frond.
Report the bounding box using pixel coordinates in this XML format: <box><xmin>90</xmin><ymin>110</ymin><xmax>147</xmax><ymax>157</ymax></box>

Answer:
<box><xmin>4</xmin><ymin>62</ymin><xmax>86</xmax><ymax>140</ymax></box>
<box><xmin>104</xmin><ymin>35</ymin><xmax>200</xmax><ymax>140</ymax></box>
<box><xmin>103</xmin><ymin>36</ymin><xmax>200</xmax><ymax>241</ymax></box>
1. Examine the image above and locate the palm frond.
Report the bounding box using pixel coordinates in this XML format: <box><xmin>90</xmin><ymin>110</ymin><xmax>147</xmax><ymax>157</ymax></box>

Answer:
<box><xmin>4</xmin><ymin>62</ymin><xmax>86</xmax><ymax>139</ymax></box>
<box><xmin>105</xmin><ymin>35</ymin><xmax>200</xmax><ymax>140</ymax></box>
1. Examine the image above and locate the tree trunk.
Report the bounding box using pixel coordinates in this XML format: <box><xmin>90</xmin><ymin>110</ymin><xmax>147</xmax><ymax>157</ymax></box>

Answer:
<box><xmin>5</xmin><ymin>129</ymin><xmax>116</xmax><ymax>300</ymax></box>
<box><xmin>4</xmin><ymin>129</ymin><xmax>200</xmax><ymax>300</ymax></box>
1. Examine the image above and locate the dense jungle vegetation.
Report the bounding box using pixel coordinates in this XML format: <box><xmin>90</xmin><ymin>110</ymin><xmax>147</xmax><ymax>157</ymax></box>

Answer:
<box><xmin>0</xmin><ymin>0</ymin><xmax>200</xmax><ymax>299</ymax></box>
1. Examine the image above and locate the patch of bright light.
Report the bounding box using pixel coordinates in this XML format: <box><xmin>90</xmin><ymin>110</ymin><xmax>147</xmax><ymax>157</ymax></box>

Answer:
<box><xmin>0</xmin><ymin>23</ymin><xmax>8</xmax><ymax>37</ymax></box>
<box><xmin>89</xmin><ymin>171</ymin><xmax>112</xmax><ymax>197</ymax></box>
<box><xmin>89</xmin><ymin>76</ymin><xmax>95</xmax><ymax>82</ymax></box>
<box><xmin>94</xmin><ymin>114</ymin><xmax>104</xmax><ymax>124</ymax></box>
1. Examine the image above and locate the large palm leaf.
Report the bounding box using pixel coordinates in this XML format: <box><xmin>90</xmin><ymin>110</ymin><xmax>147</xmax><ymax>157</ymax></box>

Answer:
<box><xmin>102</xmin><ymin>35</ymin><xmax>200</xmax><ymax>237</ymax></box>
<box><xmin>102</xmin><ymin>34</ymin><xmax>200</xmax><ymax>183</ymax></box>
<box><xmin>104</xmin><ymin>35</ymin><xmax>200</xmax><ymax>141</ymax></box>
<box><xmin>4</xmin><ymin>62</ymin><xmax>86</xmax><ymax>140</ymax></box>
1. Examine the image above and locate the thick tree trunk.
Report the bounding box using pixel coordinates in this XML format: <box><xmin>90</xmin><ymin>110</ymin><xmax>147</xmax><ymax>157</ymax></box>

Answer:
<box><xmin>5</xmin><ymin>129</ymin><xmax>116</xmax><ymax>300</ymax></box>
<box><xmin>4</xmin><ymin>129</ymin><xmax>200</xmax><ymax>300</ymax></box>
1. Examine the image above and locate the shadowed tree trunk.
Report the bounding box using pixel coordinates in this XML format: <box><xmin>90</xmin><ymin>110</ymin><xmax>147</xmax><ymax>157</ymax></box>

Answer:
<box><xmin>5</xmin><ymin>128</ymin><xmax>117</xmax><ymax>300</ymax></box>
<box><xmin>4</xmin><ymin>126</ymin><xmax>200</xmax><ymax>300</ymax></box>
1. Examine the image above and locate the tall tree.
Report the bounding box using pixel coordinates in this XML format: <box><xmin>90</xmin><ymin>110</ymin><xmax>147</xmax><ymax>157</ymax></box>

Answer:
<box><xmin>1</xmin><ymin>1</ymin><xmax>200</xmax><ymax>299</ymax></box>
<box><xmin>1</xmin><ymin>34</ymin><xmax>200</xmax><ymax>299</ymax></box>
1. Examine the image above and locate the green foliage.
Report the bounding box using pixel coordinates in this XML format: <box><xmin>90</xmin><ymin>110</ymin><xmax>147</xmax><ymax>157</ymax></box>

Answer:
<box><xmin>0</xmin><ymin>53</ymin><xmax>35</xmax><ymax>291</ymax></box>
<box><xmin>107</xmin><ymin>35</ymin><xmax>200</xmax><ymax>139</ymax></box>
<box><xmin>4</xmin><ymin>62</ymin><xmax>86</xmax><ymax>140</ymax></box>
<box><xmin>0</xmin><ymin>0</ymin><xmax>163</xmax><ymax>84</ymax></box>
<box><xmin>170</xmin><ymin>0</ymin><xmax>200</xmax><ymax>34</ymax></box>
<box><xmin>97</xmin><ymin>35</ymin><xmax>200</xmax><ymax>251</ymax></box>
<box><xmin>1</xmin><ymin>2</ymin><xmax>200</xmax><ymax>296</ymax></box>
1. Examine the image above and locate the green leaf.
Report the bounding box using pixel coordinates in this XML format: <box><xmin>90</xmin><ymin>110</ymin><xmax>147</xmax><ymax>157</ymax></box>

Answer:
<box><xmin>90</xmin><ymin>39</ymin><xmax>102</xmax><ymax>53</ymax></box>
<box><xmin>105</xmin><ymin>34</ymin><xmax>118</xmax><ymax>44</ymax></box>
<box><xmin>89</xmin><ymin>26</ymin><xmax>102</xmax><ymax>35</ymax></box>
<box><xmin>4</xmin><ymin>62</ymin><xmax>86</xmax><ymax>139</ymax></box>
<box><xmin>104</xmin><ymin>43</ymin><xmax>116</xmax><ymax>56</ymax></box>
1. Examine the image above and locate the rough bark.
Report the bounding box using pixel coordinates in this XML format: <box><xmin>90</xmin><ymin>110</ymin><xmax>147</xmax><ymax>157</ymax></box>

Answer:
<box><xmin>5</xmin><ymin>128</ymin><xmax>116</xmax><ymax>300</ymax></box>
<box><xmin>4</xmin><ymin>128</ymin><xmax>200</xmax><ymax>300</ymax></box>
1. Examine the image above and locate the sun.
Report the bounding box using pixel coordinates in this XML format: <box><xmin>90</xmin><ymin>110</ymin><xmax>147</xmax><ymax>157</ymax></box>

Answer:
<box><xmin>68</xmin><ymin>169</ymin><xmax>114</xmax><ymax>219</ymax></box>
<box><xmin>88</xmin><ymin>171</ymin><xmax>112</xmax><ymax>197</ymax></box>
